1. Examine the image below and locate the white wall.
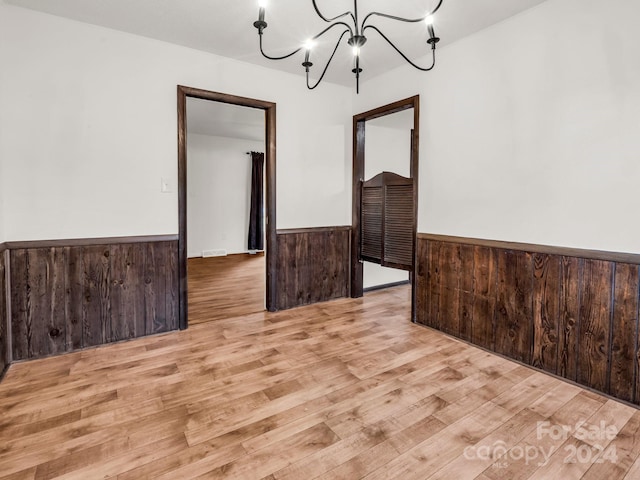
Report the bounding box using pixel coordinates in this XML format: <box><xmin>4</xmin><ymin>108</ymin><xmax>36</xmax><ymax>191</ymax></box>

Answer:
<box><xmin>0</xmin><ymin>3</ymin><xmax>353</xmax><ymax>241</ymax></box>
<box><xmin>187</xmin><ymin>134</ymin><xmax>263</xmax><ymax>257</ymax></box>
<box><xmin>8</xmin><ymin>0</ymin><xmax>637</xmax><ymax>256</ymax></box>
<box><xmin>364</xmin><ymin>125</ymin><xmax>411</xmax><ymax>180</ymax></box>
<box><xmin>354</xmin><ymin>0</ymin><xmax>640</xmax><ymax>254</ymax></box>
<box><xmin>363</xmin><ymin>119</ymin><xmax>412</xmax><ymax>289</ymax></box>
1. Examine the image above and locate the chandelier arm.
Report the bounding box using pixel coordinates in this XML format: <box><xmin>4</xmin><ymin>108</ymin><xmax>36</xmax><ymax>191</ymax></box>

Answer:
<box><xmin>360</xmin><ymin>0</ymin><xmax>443</xmax><ymax>30</ymax></box>
<box><xmin>259</xmin><ymin>34</ymin><xmax>302</xmax><ymax>60</ymax></box>
<box><xmin>363</xmin><ymin>25</ymin><xmax>437</xmax><ymax>72</ymax></box>
<box><xmin>311</xmin><ymin>21</ymin><xmax>354</xmax><ymax>42</ymax></box>
<box><xmin>311</xmin><ymin>0</ymin><xmax>356</xmax><ymax>25</ymax></box>
<box><xmin>307</xmin><ymin>30</ymin><xmax>350</xmax><ymax>90</ymax></box>
<box><xmin>259</xmin><ymin>21</ymin><xmax>352</xmax><ymax>61</ymax></box>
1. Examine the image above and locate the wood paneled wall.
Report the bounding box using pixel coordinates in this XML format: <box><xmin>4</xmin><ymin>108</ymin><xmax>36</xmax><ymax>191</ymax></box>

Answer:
<box><xmin>0</xmin><ymin>245</ymin><xmax>8</xmax><ymax>378</ymax></box>
<box><xmin>416</xmin><ymin>234</ymin><xmax>640</xmax><ymax>405</ymax></box>
<box><xmin>8</xmin><ymin>238</ymin><xmax>178</xmax><ymax>362</ymax></box>
<box><xmin>276</xmin><ymin>227</ymin><xmax>350</xmax><ymax>310</ymax></box>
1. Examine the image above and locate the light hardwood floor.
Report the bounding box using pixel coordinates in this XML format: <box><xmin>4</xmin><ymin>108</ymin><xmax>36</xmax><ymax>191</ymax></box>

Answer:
<box><xmin>1</xmin><ymin>285</ymin><xmax>639</xmax><ymax>479</ymax></box>
<box><xmin>188</xmin><ymin>253</ymin><xmax>265</xmax><ymax>324</ymax></box>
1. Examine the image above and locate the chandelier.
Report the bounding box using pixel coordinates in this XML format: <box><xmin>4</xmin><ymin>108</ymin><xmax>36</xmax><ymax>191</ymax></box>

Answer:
<box><xmin>253</xmin><ymin>0</ymin><xmax>444</xmax><ymax>93</ymax></box>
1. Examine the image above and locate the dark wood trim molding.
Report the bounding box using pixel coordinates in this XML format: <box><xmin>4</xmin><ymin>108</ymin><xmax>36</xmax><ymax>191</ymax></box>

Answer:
<box><xmin>351</xmin><ymin>96</ymin><xmax>420</xmax><ymax>322</ymax></box>
<box><xmin>410</xmin><ymin>105</ymin><xmax>420</xmax><ymax>323</ymax></box>
<box><xmin>351</xmin><ymin>117</ymin><xmax>365</xmax><ymax>299</ymax></box>
<box><xmin>418</xmin><ymin>233</ymin><xmax>640</xmax><ymax>265</ymax></box>
<box><xmin>1</xmin><ymin>247</ymin><xmax>10</xmax><ymax>380</ymax></box>
<box><xmin>177</xmin><ymin>86</ymin><xmax>278</xmax><ymax>328</ymax></box>
<box><xmin>5</xmin><ymin>235</ymin><xmax>178</xmax><ymax>250</ymax></box>
<box><xmin>178</xmin><ymin>87</ymin><xmax>188</xmax><ymax>330</ymax></box>
<box><xmin>276</xmin><ymin>226</ymin><xmax>351</xmax><ymax>235</ymax></box>
<box><xmin>354</xmin><ymin>97</ymin><xmax>419</xmax><ymax>123</ymax></box>
<box><xmin>265</xmin><ymin>102</ymin><xmax>277</xmax><ymax>313</ymax></box>
<box><xmin>178</xmin><ymin>86</ymin><xmax>276</xmax><ymax>111</ymax></box>
<box><xmin>3</xmin><ymin>248</ymin><xmax>11</xmax><ymax>367</ymax></box>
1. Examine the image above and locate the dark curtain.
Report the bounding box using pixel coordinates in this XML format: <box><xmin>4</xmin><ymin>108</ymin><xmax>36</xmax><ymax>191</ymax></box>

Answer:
<box><xmin>248</xmin><ymin>151</ymin><xmax>265</xmax><ymax>251</ymax></box>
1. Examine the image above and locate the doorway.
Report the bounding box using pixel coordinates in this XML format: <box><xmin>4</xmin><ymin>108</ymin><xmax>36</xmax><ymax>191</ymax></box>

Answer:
<box><xmin>177</xmin><ymin>87</ymin><xmax>277</xmax><ymax>329</ymax></box>
<box><xmin>185</xmin><ymin>99</ymin><xmax>265</xmax><ymax>324</ymax></box>
<box><xmin>351</xmin><ymin>96</ymin><xmax>420</xmax><ymax>320</ymax></box>
<box><xmin>363</xmin><ymin>109</ymin><xmax>414</xmax><ymax>291</ymax></box>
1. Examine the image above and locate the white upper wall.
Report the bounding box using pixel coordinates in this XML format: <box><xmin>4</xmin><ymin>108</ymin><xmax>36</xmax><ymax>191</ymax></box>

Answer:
<box><xmin>0</xmin><ymin>3</ymin><xmax>352</xmax><ymax>241</ymax></box>
<box><xmin>4</xmin><ymin>0</ymin><xmax>638</xmax><ymax>253</ymax></box>
<box><xmin>354</xmin><ymin>0</ymin><xmax>640</xmax><ymax>254</ymax></box>
<box><xmin>364</xmin><ymin>125</ymin><xmax>412</xmax><ymax>180</ymax></box>
<box><xmin>187</xmin><ymin>134</ymin><xmax>263</xmax><ymax>257</ymax></box>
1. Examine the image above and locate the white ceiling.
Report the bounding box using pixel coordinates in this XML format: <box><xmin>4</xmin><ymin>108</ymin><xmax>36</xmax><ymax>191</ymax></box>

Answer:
<box><xmin>368</xmin><ymin>108</ymin><xmax>414</xmax><ymax>131</ymax></box>
<box><xmin>4</xmin><ymin>0</ymin><xmax>549</xmax><ymax>87</ymax></box>
<box><xmin>186</xmin><ymin>98</ymin><xmax>265</xmax><ymax>142</ymax></box>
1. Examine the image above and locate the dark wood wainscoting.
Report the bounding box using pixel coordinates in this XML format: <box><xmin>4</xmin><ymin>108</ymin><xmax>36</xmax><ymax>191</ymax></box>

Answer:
<box><xmin>276</xmin><ymin>227</ymin><xmax>350</xmax><ymax>310</ymax></box>
<box><xmin>7</xmin><ymin>237</ymin><xmax>178</xmax><ymax>362</ymax></box>
<box><xmin>416</xmin><ymin>233</ymin><xmax>640</xmax><ymax>405</ymax></box>
<box><xmin>0</xmin><ymin>244</ymin><xmax>8</xmax><ymax>378</ymax></box>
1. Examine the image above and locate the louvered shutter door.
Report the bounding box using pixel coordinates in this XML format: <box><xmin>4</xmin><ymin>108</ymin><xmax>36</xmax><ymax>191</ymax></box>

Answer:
<box><xmin>360</xmin><ymin>172</ymin><xmax>414</xmax><ymax>271</ymax></box>
<box><xmin>361</xmin><ymin>186</ymin><xmax>383</xmax><ymax>262</ymax></box>
<box><xmin>383</xmin><ymin>183</ymin><xmax>414</xmax><ymax>269</ymax></box>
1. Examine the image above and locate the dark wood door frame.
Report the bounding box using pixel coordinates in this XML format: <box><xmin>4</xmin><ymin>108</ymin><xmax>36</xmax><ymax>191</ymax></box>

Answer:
<box><xmin>177</xmin><ymin>86</ymin><xmax>277</xmax><ymax>329</ymax></box>
<box><xmin>351</xmin><ymin>95</ymin><xmax>420</xmax><ymax>321</ymax></box>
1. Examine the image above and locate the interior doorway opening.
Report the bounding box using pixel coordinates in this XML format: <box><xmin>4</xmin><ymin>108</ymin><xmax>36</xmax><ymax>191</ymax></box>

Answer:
<box><xmin>185</xmin><ymin>99</ymin><xmax>266</xmax><ymax>324</ymax></box>
<box><xmin>362</xmin><ymin>109</ymin><xmax>415</xmax><ymax>292</ymax></box>
<box><xmin>177</xmin><ymin>87</ymin><xmax>277</xmax><ymax>329</ymax></box>
<box><xmin>351</xmin><ymin>96</ymin><xmax>420</xmax><ymax>321</ymax></box>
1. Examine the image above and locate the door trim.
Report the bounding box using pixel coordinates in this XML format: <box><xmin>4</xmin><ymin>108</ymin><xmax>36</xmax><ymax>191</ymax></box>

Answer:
<box><xmin>177</xmin><ymin>86</ymin><xmax>278</xmax><ymax>329</ymax></box>
<box><xmin>351</xmin><ymin>95</ymin><xmax>420</xmax><ymax>321</ymax></box>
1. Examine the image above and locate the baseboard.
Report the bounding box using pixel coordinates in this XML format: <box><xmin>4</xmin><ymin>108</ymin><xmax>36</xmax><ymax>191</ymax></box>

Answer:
<box><xmin>0</xmin><ymin>364</ymin><xmax>8</xmax><ymax>382</ymax></box>
<box><xmin>363</xmin><ymin>280</ymin><xmax>410</xmax><ymax>292</ymax></box>
<box><xmin>188</xmin><ymin>251</ymin><xmax>265</xmax><ymax>260</ymax></box>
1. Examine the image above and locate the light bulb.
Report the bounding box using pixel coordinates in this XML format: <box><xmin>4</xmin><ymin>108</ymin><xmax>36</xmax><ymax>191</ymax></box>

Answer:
<box><xmin>303</xmin><ymin>39</ymin><xmax>316</xmax><ymax>51</ymax></box>
<box><xmin>424</xmin><ymin>15</ymin><xmax>434</xmax><ymax>26</ymax></box>
<box><xmin>258</xmin><ymin>0</ymin><xmax>267</xmax><ymax>8</ymax></box>
<box><xmin>352</xmin><ymin>46</ymin><xmax>360</xmax><ymax>56</ymax></box>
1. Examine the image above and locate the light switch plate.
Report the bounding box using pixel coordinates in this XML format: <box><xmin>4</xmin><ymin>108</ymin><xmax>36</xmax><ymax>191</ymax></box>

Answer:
<box><xmin>161</xmin><ymin>177</ymin><xmax>172</xmax><ymax>193</ymax></box>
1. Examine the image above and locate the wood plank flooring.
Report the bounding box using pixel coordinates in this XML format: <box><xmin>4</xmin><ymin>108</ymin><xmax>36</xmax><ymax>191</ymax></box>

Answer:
<box><xmin>188</xmin><ymin>253</ymin><xmax>265</xmax><ymax>324</ymax></box>
<box><xmin>1</xmin><ymin>285</ymin><xmax>639</xmax><ymax>479</ymax></box>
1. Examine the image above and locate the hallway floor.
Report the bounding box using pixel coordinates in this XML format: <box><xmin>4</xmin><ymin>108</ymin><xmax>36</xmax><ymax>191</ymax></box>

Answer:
<box><xmin>188</xmin><ymin>253</ymin><xmax>265</xmax><ymax>324</ymax></box>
